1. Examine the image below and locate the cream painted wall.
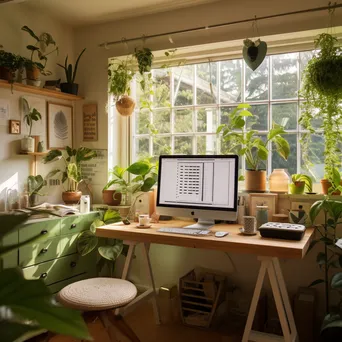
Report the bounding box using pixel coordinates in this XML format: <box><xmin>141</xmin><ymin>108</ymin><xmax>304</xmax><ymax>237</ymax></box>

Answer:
<box><xmin>0</xmin><ymin>3</ymin><xmax>76</xmax><ymax>208</ymax></box>
<box><xmin>72</xmin><ymin>0</ymin><xmax>342</xmax><ymax>316</ymax></box>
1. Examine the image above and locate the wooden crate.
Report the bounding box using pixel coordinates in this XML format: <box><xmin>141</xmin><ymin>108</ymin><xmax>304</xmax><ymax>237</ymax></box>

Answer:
<box><xmin>179</xmin><ymin>269</ymin><xmax>224</xmax><ymax>328</ymax></box>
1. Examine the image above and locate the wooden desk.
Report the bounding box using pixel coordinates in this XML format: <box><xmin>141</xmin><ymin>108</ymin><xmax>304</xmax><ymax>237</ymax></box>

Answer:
<box><xmin>97</xmin><ymin>220</ymin><xmax>314</xmax><ymax>342</ymax></box>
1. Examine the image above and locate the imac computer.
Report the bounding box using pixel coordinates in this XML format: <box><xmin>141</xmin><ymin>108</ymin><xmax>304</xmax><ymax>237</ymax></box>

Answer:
<box><xmin>156</xmin><ymin>155</ymin><xmax>238</xmax><ymax>229</ymax></box>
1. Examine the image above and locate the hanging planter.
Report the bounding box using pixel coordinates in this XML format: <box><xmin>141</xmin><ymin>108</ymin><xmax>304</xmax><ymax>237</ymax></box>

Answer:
<box><xmin>115</xmin><ymin>95</ymin><xmax>136</xmax><ymax>116</ymax></box>
<box><xmin>242</xmin><ymin>38</ymin><xmax>267</xmax><ymax>71</ymax></box>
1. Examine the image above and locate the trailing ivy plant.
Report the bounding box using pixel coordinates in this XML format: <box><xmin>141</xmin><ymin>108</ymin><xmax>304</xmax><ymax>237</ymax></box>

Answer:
<box><xmin>308</xmin><ymin>198</ymin><xmax>342</xmax><ymax>337</ymax></box>
<box><xmin>299</xmin><ymin>33</ymin><xmax>342</xmax><ymax>185</ymax></box>
<box><xmin>217</xmin><ymin>103</ymin><xmax>290</xmax><ymax>171</ymax></box>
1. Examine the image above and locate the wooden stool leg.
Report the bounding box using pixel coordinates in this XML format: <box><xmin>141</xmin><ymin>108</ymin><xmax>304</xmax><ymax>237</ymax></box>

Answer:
<box><xmin>107</xmin><ymin>310</ymin><xmax>140</xmax><ymax>342</ymax></box>
<box><xmin>99</xmin><ymin>311</ymin><xmax>118</xmax><ymax>342</ymax></box>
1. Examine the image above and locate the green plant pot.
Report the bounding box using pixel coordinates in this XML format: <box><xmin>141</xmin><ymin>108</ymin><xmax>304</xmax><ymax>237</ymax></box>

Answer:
<box><xmin>289</xmin><ymin>181</ymin><xmax>305</xmax><ymax>195</ymax></box>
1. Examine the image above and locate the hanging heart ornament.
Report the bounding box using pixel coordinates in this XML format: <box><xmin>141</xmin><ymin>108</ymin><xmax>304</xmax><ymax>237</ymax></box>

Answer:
<box><xmin>242</xmin><ymin>38</ymin><xmax>267</xmax><ymax>71</ymax></box>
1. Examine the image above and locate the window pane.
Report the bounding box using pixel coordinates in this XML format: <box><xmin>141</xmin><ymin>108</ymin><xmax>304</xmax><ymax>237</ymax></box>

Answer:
<box><xmin>153</xmin><ymin>109</ymin><xmax>171</xmax><ymax>133</ymax></box>
<box><xmin>272</xmin><ymin>53</ymin><xmax>298</xmax><ymax>100</ymax></box>
<box><xmin>174</xmin><ymin>136</ymin><xmax>193</xmax><ymax>155</ymax></box>
<box><xmin>300</xmin><ymin>133</ymin><xmax>325</xmax><ymax>181</ymax></box>
<box><xmin>245</xmin><ymin>56</ymin><xmax>269</xmax><ymax>101</ymax></box>
<box><xmin>135</xmin><ymin>109</ymin><xmax>150</xmax><ymax>134</ymax></box>
<box><xmin>197</xmin><ymin>135</ymin><xmax>217</xmax><ymax>155</ymax></box>
<box><xmin>299</xmin><ymin>51</ymin><xmax>314</xmax><ymax>79</ymax></box>
<box><xmin>247</xmin><ymin>104</ymin><xmax>268</xmax><ymax>131</ymax></box>
<box><xmin>197</xmin><ymin>108</ymin><xmax>217</xmax><ymax>133</ymax></box>
<box><xmin>135</xmin><ymin>137</ymin><xmax>150</xmax><ymax>160</ymax></box>
<box><xmin>174</xmin><ymin>65</ymin><xmax>193</xmax><ymax>106</ymax></box>
<box><xmin>299</xmin><ymin>105</ymin><xmax>323</xmax><ymax>130</ymax></box>
<box><xmin>272</xmin><ymin>134</ymin><xmax>297</xmax><ymax>175</ymax></box>
<box><xmin>153</xmin><ymin>136</ymin><xmax>171</xmax><ymax>157</ymax></box>
<box><xmin>220</xmin><ymin>59</ymin><xmax>242</xmax><ymax>103</ymax></box>
<box><xmin>174</xmin><ymin>109</ymin><xmax>193</xmax><ymax>133</ymax></box>
<box><xmin>220</xmin><ymin>106</ymin><xmax>234</xmax><ymax>125</ymax></box>
<box><xmin>272</xmin><ymin>103</ymin><xmax>297</xmax><ymax>130</ymax></box>
<box><xmin>153</xmin><ymin>69</ymin><xmax>171</xmax><ymax>108</ymax></box>
<box><xmin>196</xmin><ymin>62</ymin><xmax>217</xmax><ymax>105</ymax></box>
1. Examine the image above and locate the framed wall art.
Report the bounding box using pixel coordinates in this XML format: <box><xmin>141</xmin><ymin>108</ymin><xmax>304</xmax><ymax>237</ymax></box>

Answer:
<box><xmin>83</xmin><ymin>103</ymin><xmax>98</xmax><ymax>141</ymax></box>
<box><xmin>9</xmin><ymin>120</ymin><xmax>21</xmax><ymax>134</ymax></box>
<box><xmin>249</xmin><ymin>193</ymin><xmax>278</xmax><ymax>219</ymax></box>
<box><xmin>47</xmin><ymin>102</ymin><xmax>73</xmax><ymax>149</ymax></box>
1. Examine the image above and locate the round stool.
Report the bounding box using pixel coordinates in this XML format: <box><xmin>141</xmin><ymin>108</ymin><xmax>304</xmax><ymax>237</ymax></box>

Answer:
<box><xmin>57</xmin><ymin>278</ymin><xmax>140</xmax><ymax>342</ymax></box>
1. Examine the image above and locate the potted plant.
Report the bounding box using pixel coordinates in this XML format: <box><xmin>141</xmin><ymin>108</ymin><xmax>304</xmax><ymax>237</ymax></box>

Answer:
<box><xmin>0</xmin><ymin>51</ymin><xmax>25</xmax><ymax>83</ymax></box>
<box><xmin>289</xmin><ymin>174</ymin><xmax>313</xmax><ymax>194</ymax></box>
<box><xmin>308</xmin><ymin>198</ymin><xmax>342</xmax><ymax>341</ymax></box>
<box><xmin>27</xmin><ymin>174</ymin><xmax>45</xmax><ymax>206</ymax></box>
<box><xmin>57</xmin><ymin>48</ymin><xmax>86</xmax><ymax>95</ymax></box>
<box><xmin>102</xmin><ymin>167</ymin><xmax>123</xmax><ymax>206</ymax></box>
<box><xmin>217</xmin><ymin>103</ymin><xmax>290</xmax><ymax>192</ymax></box>
<box><xmin>21</xmin><ymin>98</ymin><xmax>42</xmax><ymax>152</ymax></box>
<box><xmin>108</xmin><ymin>57</ymin><xmax>135</xmax><ymax>116</ymax></box>
<box><xmin>299</xmin><ymin>33</ymin><xmax>342</xmax><ymax>194</ymax></box>
<box><xmin>43</xmin><ymin>146</ymin><xmax>97</xmax><ymax>204</ymax></box>
<box><xmin>21</xmin><ymin>25</ymin><xmax>58</xmax><ymax>86</ymax></box>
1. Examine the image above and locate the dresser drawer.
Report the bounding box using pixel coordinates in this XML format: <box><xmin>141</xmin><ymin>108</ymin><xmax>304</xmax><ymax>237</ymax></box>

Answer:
<box><xmin>22</xmin><ymin>253</ymin><xmax>94</xmax><ymax>285</ymax></box>
<box><xmin>0</xmin><ymin>228</ymin><xmax>18</xmax><ymax>269</ymax></box>
<box><xmin>19</xmin><ymin>219</ymin><xmax>60</xmax><ymax>242</ymax></box>
<box><xmin>61</xmin><ymin>216</ymin><xmax>85</xmax><ymax>235</ymax></box>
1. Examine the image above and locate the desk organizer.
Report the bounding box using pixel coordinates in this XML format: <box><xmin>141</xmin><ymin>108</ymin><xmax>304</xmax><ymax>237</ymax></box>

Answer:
<box><xmin>179</xmin><ymin>269</ymin><xmax>224</xmax><ymax>328</ymax></box>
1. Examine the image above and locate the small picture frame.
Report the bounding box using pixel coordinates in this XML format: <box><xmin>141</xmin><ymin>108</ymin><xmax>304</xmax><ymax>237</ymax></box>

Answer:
<box><xmin>9</xmin><ymin>120</ymin><xmax>21</xmax><ymax>134</ymax></box>
<box><xmin>249</xmin><ymin>193</ymin><xmax>278</xmax><ymax>219</ymax></box>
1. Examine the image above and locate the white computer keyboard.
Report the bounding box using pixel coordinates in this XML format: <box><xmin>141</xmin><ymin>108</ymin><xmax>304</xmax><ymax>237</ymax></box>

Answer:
<box><xmin>158</xmin><ymin>227</ymin><xmax>211</xmax><ymax>236</ymax></box>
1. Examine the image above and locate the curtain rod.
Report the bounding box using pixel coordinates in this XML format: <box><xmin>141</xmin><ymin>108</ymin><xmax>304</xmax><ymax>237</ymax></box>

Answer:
<box><xmin>99</xmin><ymin>3</ymin><xmax>342</xmax><ymax>48</ymax></box>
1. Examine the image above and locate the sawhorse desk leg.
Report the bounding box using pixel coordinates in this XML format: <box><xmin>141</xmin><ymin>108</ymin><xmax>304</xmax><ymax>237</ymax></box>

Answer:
<box><xmin>115</xmin><ymin>241</ymin><xmax>161</xmax><ymax>325</ymax></box>
<box><xmin>242</xmin><ymin>257</ymin><xmax>298</xmax><ymax>342</ymax></box>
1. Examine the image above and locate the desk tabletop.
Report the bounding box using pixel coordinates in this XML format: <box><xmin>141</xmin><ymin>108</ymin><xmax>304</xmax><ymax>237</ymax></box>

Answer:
<box><xmin>96</xmin><ymin>220</ymin><xmax>314</xmax><ymax>259</ymax></box>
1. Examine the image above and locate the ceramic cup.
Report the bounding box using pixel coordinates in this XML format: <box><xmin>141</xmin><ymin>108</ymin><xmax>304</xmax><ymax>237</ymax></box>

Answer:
<box><xmin>139</xmin><ymin>214</ymin><xmax>150</xmax><ymax>226</ymax></box>
<box><xmin>243</xmin><ymin>216</ymin><xmax>257</xmax><ymax>234</ymax></box>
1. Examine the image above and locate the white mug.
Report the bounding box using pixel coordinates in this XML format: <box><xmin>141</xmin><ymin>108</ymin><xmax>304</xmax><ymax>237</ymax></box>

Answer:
<box><xmin>243</xmin><ymin>216</ymin><xmax>256</xmax><ymax>234</ymax></box>
<box><xmin>139</xmin><ymin>214</ymin><xmax>150</xmax><ymax>226</ymax></box>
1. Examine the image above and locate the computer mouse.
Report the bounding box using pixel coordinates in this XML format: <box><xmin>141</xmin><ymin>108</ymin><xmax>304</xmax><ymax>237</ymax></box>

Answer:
<box><xmin>215</xmin><ymin>231</ymin><xmax>229</xmax><ymax>238</ymax></box>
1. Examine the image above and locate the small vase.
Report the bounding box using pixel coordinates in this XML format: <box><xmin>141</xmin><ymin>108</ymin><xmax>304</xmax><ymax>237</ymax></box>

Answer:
<box><xmin>21</xmin><ymin>136</ymin><xmax>35</xmax><ymax>152</ymax></box>
<box><xmin>269</xmin><ymin>169</ymin><xmax>290</xmax><ymax>193</ymax></box>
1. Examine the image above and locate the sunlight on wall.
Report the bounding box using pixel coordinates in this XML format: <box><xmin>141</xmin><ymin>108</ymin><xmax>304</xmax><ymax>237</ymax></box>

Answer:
<box><xmin>0</xmin><ymin>172</ymin><xmax>19</xmax><ymax>211</ymax></box>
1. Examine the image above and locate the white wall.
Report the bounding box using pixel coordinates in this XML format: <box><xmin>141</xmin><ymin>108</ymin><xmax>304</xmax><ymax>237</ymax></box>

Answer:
<box><xmin>0</xmin><ymin>3</ymin><xmax>76</xmax><ymax>208</ymax></box>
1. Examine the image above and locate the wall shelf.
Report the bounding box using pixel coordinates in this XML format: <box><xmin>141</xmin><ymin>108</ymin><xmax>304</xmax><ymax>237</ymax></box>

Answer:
<box><xmin>0</xmin><ymin>80</ymin><xmax>84</xmax><ymax>101</ymax></box>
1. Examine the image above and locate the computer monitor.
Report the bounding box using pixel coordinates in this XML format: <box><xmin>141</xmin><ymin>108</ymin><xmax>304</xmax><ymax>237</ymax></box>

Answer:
<box><xmin>157</xmin><ymin>155</ymin><xmax>238</xmax><ymax>229</ymax></box>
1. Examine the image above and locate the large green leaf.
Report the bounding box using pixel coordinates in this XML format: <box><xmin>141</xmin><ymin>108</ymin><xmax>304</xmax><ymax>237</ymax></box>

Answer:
<box><xmin>76</xmin><ymin>147</ymin><xmax>97</xmax><ymax>164</ymax></box>
<box><xmin>76</xmin><ymin>230</ymin><xmax>98</xmax><ymax>256</ymax></box>
<box><xmin>141</xmin><ymin>177</ymin><xmax>156</xmax><ymax>192</ymax></box>
<box><xmin>310</xmin><ymin>200</ymin><xmax>325</xmax><ymax>223</ymax></box>
<box><xmin>67</xmin><ymin>163</ymin><xmax>79</xmax><ymax>183</ymax></box>
<box><xmin>0</xmin><ymin>268</ymin><xmax>90</xmax><ymax>340</ymax></box>
<box><xmin>98</xmin><ymin>241</ymin><xmax>123</xmax><ymax>261</ymax></box>
<box><xmin>27</xmin><ymin>175</ymin><xmax>44</xmax><ymax>196</ymax></box>
<box><xmin>267</xmin><ymin>126</ymin><xmax>286</xmax><ymax>140</ymax></box>
<box><xmin>257</xmin><ymin>145</ymin><xmax>268</xmax><ymax>160</ymax></box>
<box><xmin>43</xmin><ymin>150</ymin><xmax>62</xmax><ymax>163</ymax></box>
<box><xmin>331</xmin><ymin>272</ymin><xmax>342</xmax><ymax>289</ymax></box>
<box><xmin>0</xmin><ymin>321</ymin><xmax>44</xmax><ymax>342</ymax></box>
<box><xmin>90</xmin><ymin>219</ymin><xmax>105</xmax><ymax>233</ymax></box>
<box><xmin>21</xmin><ymin>26</ymin><xmax>39</xmax><ymax>41</ymax></box>
<box><xmin>103</xmin><ymin>209</ymin><xmax>122</xmax><ymax>225</ymax></box>
<box><xmin>321</xmin><ymin>313</ymin><xmax>342</xmax><ymax>333</ymax></box>
<box><xmin>273</xmin><ymin>135</ymin><xmax>290</xmax><ymax>160</ymax></box>
<box><xmin>0</xmin><ymin>213</ymin><xmax>30</xmax><ymax>239</ymax></box>
<box><xmin>111</xmin><ymin>165</ymin><xmax>126</xmax><ymax>179</ymax></box>
<box><xmin>127</xmin><ymin>161</ymin><xmax>150</xmax><ymax>175</ymax></box>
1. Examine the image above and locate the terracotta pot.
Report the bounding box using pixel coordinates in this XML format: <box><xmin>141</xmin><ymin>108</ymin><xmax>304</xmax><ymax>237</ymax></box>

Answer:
<box><xmin>245</xmin><ymin>170</ymin><xmax>267</xmax><ymax>192</ymax></box>
<box><xmin>26</xmin><ymin>65</ymin><xmax>40</xmax><ymax>81</ymax></box>
<box><xmin>321</xmin><ymin>179</ymin><xmax>342</xmax><ymax>195</ymax></box>
<box><xmin>102</xmin><ymin>190</ymin><xmax>122</xmax><ymax>206</ymax></box>
<box><xmin>116</xmin><ymin>95</ymin><xmax>136</xmax><ymax>116</ymax></box>
<box><xmin>289</xmin><ymin>181</ymin><xmax>305</xmax><ymax>195</ymax></box>
<box><xmin>62</xmin><ymin>191</ymin><xmax>82</xmax><ymax>205</ymax></box>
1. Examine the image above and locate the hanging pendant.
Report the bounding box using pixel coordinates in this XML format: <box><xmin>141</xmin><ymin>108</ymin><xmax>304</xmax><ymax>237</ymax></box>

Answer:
<box><xmin>242</xmin><ymin>38</ymin><xmax>267</xmax><ymax>71</ymax></box>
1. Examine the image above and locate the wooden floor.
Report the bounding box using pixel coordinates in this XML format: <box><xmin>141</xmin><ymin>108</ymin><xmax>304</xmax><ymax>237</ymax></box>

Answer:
<box><xmin>51</xmin><ymin>302</ymin><xmax>241</xmax><ymax>342</ymax></box>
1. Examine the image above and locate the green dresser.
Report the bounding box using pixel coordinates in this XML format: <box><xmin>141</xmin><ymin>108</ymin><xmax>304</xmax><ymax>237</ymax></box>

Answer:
<box><xmin>1</xmin><ymin>212</ymin><xmax>99</xmax><ymax>294</ymax></box>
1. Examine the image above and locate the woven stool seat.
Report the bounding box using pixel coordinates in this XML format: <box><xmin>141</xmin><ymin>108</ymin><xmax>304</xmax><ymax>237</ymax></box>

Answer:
<box><xmin>57</xmin><ymin>277</ymin><xmax>137</xmax><ymax>311</ymax></box>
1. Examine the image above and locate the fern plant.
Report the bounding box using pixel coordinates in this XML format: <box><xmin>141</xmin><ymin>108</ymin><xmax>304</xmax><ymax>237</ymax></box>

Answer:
<box><xmin>299</xmin><ymin>33</ymin><xmax>342</xmax><ymax>185</ymax></box>
<box><xmin>57</xmin><ymin>48</ymin><xmax>86</xmax><ymax>84</ymax></box>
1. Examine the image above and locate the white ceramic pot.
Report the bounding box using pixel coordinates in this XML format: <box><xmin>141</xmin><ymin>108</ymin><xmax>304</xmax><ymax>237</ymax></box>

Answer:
<box><xmin>21</xmin><ymin>136</ymin><xmax>35</xmax><ymax>152</ymax></box>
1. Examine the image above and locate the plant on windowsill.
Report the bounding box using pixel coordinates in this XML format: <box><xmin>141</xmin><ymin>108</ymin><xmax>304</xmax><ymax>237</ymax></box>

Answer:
<box><xmin>308</xmin><ymin>198</ymin><xmax>342</xmax><ymax>341</ymax></box>
<box><xmin>108</xmin><ymin>56</ymin><xmax>136</xmax><ymax>116</ymax></box>
<box><xmin>289</xmin><ymin>174</ymin><xmax>313</xmax><ymax>195</ymax></box>
<box><xmin>216</xmin><ymin>103</ymin><xmax>290</xmax><ymax>192</ymax></box>
<box><xmin>21</xmin><ymin>25</ymin><xmax>58</xmax><ymax>87</ymax></box>
<box><xmin>299</xmin><ymin>33</ymin><xmax>342</xmax><ymax>195</ymax></box>
<box><xmin>43</xmin><ymin>146</ymin><xmax>97</xmax><ymax>205</ymax></box>
<box><xmin>57</xmin><ymin>48</ymin><xmax>86</xmax><ymax>95</ymax></box>
<box><xmin>0</xmin><ymin>212</ymin><xmax>90</xmax><ymax>341</ymax></box>
<box><xmin>21</xmin><ymin>97</ymin><xmax>42</xmax><ymax>153</ymax></box>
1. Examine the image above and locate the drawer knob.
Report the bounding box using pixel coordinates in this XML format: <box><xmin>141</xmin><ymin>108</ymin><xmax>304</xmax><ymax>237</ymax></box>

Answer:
<box><xmin>40</xmin><ymin>248</ymin><xmax>48</xmax><ymax>254</ymax></box>
<box><xmin>40</xmin><ymin>272</ymin><xmax>47</xmax><ymax>279</ymax></box>
<box><xmin>40</xmin><ymin>230</ymin><xmax>48</xmax><ymax>235</ymax></box>
<box><xmin>70</xmin><ymin>261</ymin><xmax>77</xmax><ymax>268</ymax></box>
<box><xmin>70</xmin><ymin>224</ymin><xmax>77</xmax><ymax>229</ymax></box>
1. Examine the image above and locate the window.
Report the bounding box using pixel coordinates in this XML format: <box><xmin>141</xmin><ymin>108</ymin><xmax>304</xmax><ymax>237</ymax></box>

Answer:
<box><xmin>131</xmin><ymin>50</ymin><xmax>324</xmax><ymax>180</ymax></box>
